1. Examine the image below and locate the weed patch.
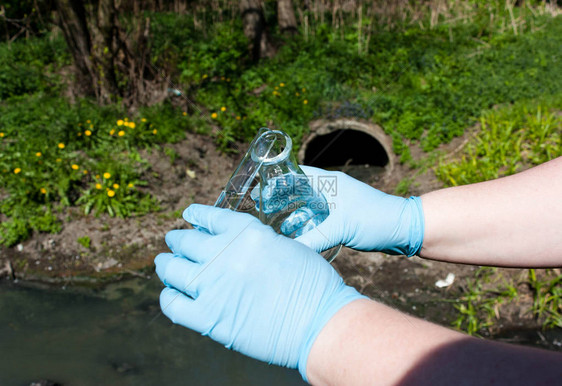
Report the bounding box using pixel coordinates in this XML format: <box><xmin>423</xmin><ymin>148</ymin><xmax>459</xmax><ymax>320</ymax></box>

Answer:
<box><xmin>436</xmin><ymin>99</ymin><xmax>562</xmax><ymax>333</ymax></box>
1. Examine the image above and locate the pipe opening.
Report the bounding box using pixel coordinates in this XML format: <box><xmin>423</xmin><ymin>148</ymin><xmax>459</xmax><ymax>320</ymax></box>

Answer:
<box><xmin>303</xmin><ymin>129</ymin><xmax>389</xmax><ymax>168</ymax></box>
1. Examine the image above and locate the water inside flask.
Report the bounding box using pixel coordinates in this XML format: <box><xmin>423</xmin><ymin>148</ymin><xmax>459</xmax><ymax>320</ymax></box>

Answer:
<box><xmin>214</xmin><ymin>128</ymin><xmax>341</xmax><ymax>262</ymax></box>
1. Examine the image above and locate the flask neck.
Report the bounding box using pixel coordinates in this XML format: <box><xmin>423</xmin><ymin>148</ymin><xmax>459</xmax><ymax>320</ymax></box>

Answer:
<box><xmin>250</xmin><ymin>129</ymin><xmax>293</xmax><ymax>166</ymax></box>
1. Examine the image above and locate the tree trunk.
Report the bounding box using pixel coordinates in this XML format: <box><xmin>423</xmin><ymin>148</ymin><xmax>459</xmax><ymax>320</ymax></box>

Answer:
<box><xmin>53</xmin><ymin>0</ymin><xmax>97</xmax><ymax>98</ymax></box>
<box><xmin>95</xmin><ymin>0</ymin><xmax>120</xmax><ymax>102</ymax></box>
<box><xmin>54</xmin><ymin>0</ymin><xmax>160</xmax><ymax>108</ymax></box>
<box><xmin>239</xmin><ymin>0</ymin><xmax>274</xmax><ymax>62</ymax></box>
<box><xmin>277</xmin><ymin>0</ymin><xmax>298</xmax><ymax>35</ymax></box>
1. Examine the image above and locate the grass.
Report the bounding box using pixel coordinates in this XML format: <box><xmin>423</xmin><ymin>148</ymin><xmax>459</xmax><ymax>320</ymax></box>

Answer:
<box><xmin>452</xmin><ymin>267</ymin><xmax>519</xmax><ymax>336</ymax></box>
<box><xmin>528</xmin><ymin>269</ymin><xmax>562</xmax><ymax>329</ymax></box>
<box><xmin>436</xmin><ymin>96</ymin><xmax>562</xmax><ymax>185</ymax></box>
<box><xmin>435</xmin><ymin>98</ymin><xmax>562</xmax><ymax>334</ymax></box>
<box><xmin>452</xmin><ymin>267</ymin><xmax>562</xmax><ymax>335</ymax></box>
<box><xmin>77</xmin><ymin>236</ymin><xmax>91</xmax><ymax>249</ymax></box>
<box><xmin>0</xmin><ymin>92</ymin><xmax>195</xmax><ymax>245</ymax></box>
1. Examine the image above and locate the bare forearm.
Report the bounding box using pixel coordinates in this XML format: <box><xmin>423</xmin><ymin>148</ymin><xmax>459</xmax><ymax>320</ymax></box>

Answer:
<box><xmin>420</xmin><ymin>157</ymin><xmax>562</xmax><ymax>267</ymax></box>
<box><xmin>306</xmin><ymin>299</ymin><xmax>562</xmax><ymax>385</ymax></box>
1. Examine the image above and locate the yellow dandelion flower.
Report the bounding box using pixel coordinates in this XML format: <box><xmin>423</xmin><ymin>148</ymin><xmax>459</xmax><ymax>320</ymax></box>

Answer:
<box><xmin>303</xmin><ymin>99</ymin><xmax>308</xmax><ymax>105</ymax></box>
<box><xmin>0</xmin><ymin>132</ymin><xmax>4</xmax><ymax>137</ymax></box>
<box><xmin>109</xmin><ymin>129</ymin><xmax>115</xmax><ymax>135</ymax></box>
<box><xmin>152</xmin><ymin>129</ymin><xmax>158</xmax><ymax>135</ymax></box>
<box><xmin>85</xmin><ymin>130</ymin><xmax>92</xmax><ymax>136</ymax></box>
<box><xmin>123</xmin><ymin>121</ymin><xmax>130</xmax><ymax>128</ymax></box>
<box><xmin>129</xmin><ymin>122</ymin><xmax>136</xmax><ymax>129</ymax></box>
<box><xmin>202</xmin><ymin>74</ymin><xmax>208</xmax><ymax>79</ymax></box>
<box><xmin>40</xmin><ymin>188</ymin><xmax>47</xmax><ymax>194</ymax></box>
<box><xmin>103</xmin><ymin>172</ymin><xmax>111</xmax><ymax>179</ymax></box>
<box><xmin>95</xmin><ymin>174</ymin><xmax>100</xmax><ymax>179</ymax></box>
<box><xmin>71</xmin><ymin>164</ymin><xmax>79</xmax><ymax>170</ymax></box>
<box><xmin>280</xmin><ymin>83</ymin><xmax>285</xmax><ymax>87</ymax></box>
<box><xmin>182</xmin><ymin>112</ymin><xmax>187</xmax><ymax>116</ymax></box>
<box><xmin>113</xmin><ymin>183</ymin><xmax>119</xmax><ymax>189</ymax></box>
<box><xmin>211</xmin><ymin>113</ymin><xmax>218</xmax><ymax>119</ymax></box>
<box><xmin>141</xmin><ymin>118</ymin><xmax>147</xmax><ymax>122</ymax></box>
<box><xmin>302</xmin><ymin>87</ymin><xmax>306</xmax><ymax>92</ymax></box>
<box><xmin>78</xmin><ymin>132</ymin><xmax>82</xmax><ymax>136</ymax></box>
<box><xmin>86</xmin><ymin>120</ymin><xmax>91</xmax><ymax>124</ymax></box>
<box><xmin>96</xmin><ymin>183</ymin><xmax>102</xmax><ymax>190</ymax></box>
<box><xmin>14</xmin><ymin>168</ymin><xmax>21</xmax><ymax>174</ymax></box>
<box><xmin>275</xmin><ymin>86</ymin><xmax>279</xmax><ymax>90</ymax></box>
<box><xmin>221</xmin><ymin>106</ymin><xmax>226</xmax><ymax>112</ymax></box>
<box><xmin>127</xmin><ymin>183</ymin><xmax>134</xmax><ymax>188</ymax></box>
<box><xmin>295</xmin><ymin>92</ymin><xmax>300</xmax><ymax>96</ymax></box>
<box><xmin>117</xmin><ymin>120</ymin><xmax>124</xmax><ymax>126</ymax></box>
<box><xmin>58</xmin><ymin>143</ymin><xmax>65</xmax><ymax>149</ymax></box>
<box><xmin>118</xmin><ymin>131</ymin><xmax>125</xmax><ymax>137</ymax></box>
<box><xmin>36</xmin><ymin>152</ymin><xmax>42</xmax><ymax>157</ymax></box>
<box><xmin>236</xmin><ymin>116</ymin><xmax>241</xmax><ymax>120</ymax></box>
<box><xmin>107</xmin><ymin>189</ymin><xmax>115</xmax><ymax>198</ymax></box>
<box><xmin>83</xmin><ymin>170</ymin><xmax>88</xmax><ymax>174</ymax></box>
<box><xmin>56</xmin><ymin>158</ymin><xmax>61</xmax><ymax>163</ymax></box>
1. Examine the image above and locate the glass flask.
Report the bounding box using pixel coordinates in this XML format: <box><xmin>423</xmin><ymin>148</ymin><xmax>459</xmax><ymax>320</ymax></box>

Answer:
<box><xmin>214</xmin><ymin>128</ymin><xmax>341</xmax><ymax>262</ymax></box>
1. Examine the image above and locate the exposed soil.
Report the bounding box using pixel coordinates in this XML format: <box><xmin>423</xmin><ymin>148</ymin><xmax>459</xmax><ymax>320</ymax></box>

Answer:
<box><xmin>0</xmin><ymin>128</ymin><xmax>560</xmax><ymax>350</ymax></box>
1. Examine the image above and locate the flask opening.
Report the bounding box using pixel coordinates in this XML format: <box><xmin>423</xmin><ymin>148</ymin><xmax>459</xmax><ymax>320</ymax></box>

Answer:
<box><xmin>251</xmin><ymin>129</ymin><xmax>292</xmax><ymax>165</ymax></box>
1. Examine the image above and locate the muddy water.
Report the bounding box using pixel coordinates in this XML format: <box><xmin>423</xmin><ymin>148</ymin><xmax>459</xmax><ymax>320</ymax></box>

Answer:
<box><xmin>0</xmin><ymin>278</ymin><xmax>305</xmax><ymax>385</ymax></box>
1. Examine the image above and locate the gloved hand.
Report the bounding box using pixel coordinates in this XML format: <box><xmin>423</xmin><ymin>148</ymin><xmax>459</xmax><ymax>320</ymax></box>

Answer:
<box><xmin>155</xmin><ymin>204</ymin><xmax>365</xmax><ymax>381</ymax></box>
<box><xmin>296</xmin><ymin>166</ymin><xmax>424</xmax><ymax>256</ymax></box>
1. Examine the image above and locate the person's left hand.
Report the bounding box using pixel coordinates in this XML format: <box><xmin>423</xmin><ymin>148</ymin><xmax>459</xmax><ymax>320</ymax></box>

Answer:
<box><xmin>155</xmin><ymin>204</ymin><xmax>364</xmax><ymax>380</ymax></box>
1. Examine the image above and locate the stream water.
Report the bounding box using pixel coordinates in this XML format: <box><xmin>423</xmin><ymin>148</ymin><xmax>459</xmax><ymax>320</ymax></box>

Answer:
<box><xmin>0</xmin><ymin>277</ymin><xmax>305</xmax><ymax>386</ymax></box>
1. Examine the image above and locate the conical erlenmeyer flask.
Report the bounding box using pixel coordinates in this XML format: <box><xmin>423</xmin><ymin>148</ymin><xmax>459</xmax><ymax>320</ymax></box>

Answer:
<box><xmin>215</xmin><ymin>128</ymin><xmax>341</xmax><ymax>262</ymax></box>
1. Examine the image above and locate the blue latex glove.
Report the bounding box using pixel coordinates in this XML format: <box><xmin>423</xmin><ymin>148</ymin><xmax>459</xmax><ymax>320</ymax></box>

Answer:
<box><xmin>296</xmin><ymin>166</ymin><xmax>425</xmax><ymax>256</ymax></box>
<box><xmin>155</xmin><ymin>204</ymin><xmax>365</xmax><ymax>381</ymax></box>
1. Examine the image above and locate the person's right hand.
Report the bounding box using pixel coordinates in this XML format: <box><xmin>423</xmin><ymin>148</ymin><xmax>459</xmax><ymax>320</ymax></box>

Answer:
<box><xmin>296</xmin><ymin>166</ymin><xmax>425</xmax><ymax>256</ymax></box>
<box><xmin>154</xmin><ymin>204</ymin><xmax>365</xmax><ymax>381</ymax></box>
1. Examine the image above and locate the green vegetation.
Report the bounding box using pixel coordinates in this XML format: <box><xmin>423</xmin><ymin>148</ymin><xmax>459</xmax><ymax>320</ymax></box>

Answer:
<box><xmin>451</xmin><ymin>267</ymin><xmax>518</xmax><ymax>335</ymax></box>
<box><xmin>528</xmin><ymin>269</ymin><xmax>562</xmax><ymax>329</ymax></box>
<box><xmin>451</xmin><ymin>266</ymin><xmax>562</xmax><ymax>335</ymax></box>
<box><xmin>77</xmin><ymin>235</ymin><xmax>91</xmax><ymax>249</ymax></box>
<box><xmin>394</xmin><ymin>177</ymin><xmax>415</xmax><ymax>196</ymax></box>
<box><xmin>152</xmin><ymin>9</ymin><xmax>562</xmax><ymax>154</ymax></box>
<box><xmin>436</xmin><ymin>97</ymin><xmax>562</xmax><ymax>185</ymax></box>
<box><xmin>0</xmin><ymin>94</ymin><xmax>175</xmax><ymax>245</ymax></box>
<box><xmin>435</xmin><ymin>99</ymin><xmax>562</xmax><ymax>333</ymax></box>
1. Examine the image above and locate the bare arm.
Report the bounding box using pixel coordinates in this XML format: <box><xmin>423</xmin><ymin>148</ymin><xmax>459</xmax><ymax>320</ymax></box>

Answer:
<box><xmin>306</xmin><ymin>299</ymin><xmax>562</xmax><ymax>385</ymax></box>
<box><xmin>421</xmin><ymin>157</ymin><xmax>562</xmax><ymax>267</ymax></box>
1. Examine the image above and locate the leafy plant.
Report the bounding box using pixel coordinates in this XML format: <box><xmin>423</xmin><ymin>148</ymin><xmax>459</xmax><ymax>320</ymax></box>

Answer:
<box><xmin>452</xmin><ymin>268</ymin><xmax>518</xmax><ymax>335</ymax></box>
<box><xmin>436</xmin><ymin>98</ymin><xmax>562</xmax><ymax>186</ymax></box>
<box><xmin>394</xmin><ymin>177</ymin><xmax>414</xmax><ymax>196</ymax></box>
<box><xmin>528</xmin><ymin>269</ymin><xmax>562</xmax><ymax>329</ymax></box>
<box><xmin>77</xmin><ymin>235</ymin><xmax>91</xmax><ymax>249</ymax></box>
